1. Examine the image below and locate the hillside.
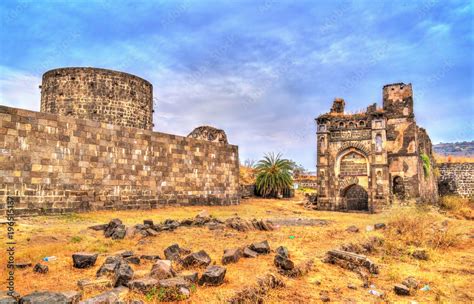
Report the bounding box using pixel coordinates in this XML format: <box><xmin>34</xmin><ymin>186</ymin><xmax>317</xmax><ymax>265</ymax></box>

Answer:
<box><xmin>433</xmin><ymin>141</ymin><xmax>474</xmax><ymax>156</ymax></box>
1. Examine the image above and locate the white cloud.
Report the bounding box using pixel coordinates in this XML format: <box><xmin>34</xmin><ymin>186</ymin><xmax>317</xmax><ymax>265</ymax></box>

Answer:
<box><xmin>0</xmin><ymin>66</ymin><xmax>41</xmax><ymax>111</ymax></box>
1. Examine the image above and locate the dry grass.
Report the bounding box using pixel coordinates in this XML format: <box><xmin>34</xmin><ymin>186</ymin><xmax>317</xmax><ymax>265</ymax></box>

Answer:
<box><xmin>434</xmin><ymin>154</ymin><xmax>474</xmax><ymax>163</ymax></box>
<box><xmin>1</xmin><ymin>197</ymin><xmax>473</xmax><ymax>303</ymax></box>
<box><xmin>239</xmin><ymin>166</ymin><xmax>255</xmax><ymax>185</ymax></box>
<box><xmin>439</xmin><ymin>195</ymin><xmax>474</xmax><ymax>220</ymax></box>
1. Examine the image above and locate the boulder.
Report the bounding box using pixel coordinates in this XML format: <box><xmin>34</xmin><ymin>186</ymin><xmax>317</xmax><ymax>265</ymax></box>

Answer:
<box><xmin>143</xmin><ymin>219</ymin><xmax>154</xmax><ymax>227</ymax></box>
<box><xmin>14</xmin><ymin>262</ymin><xmax>32</xmax><ymax>269</ymax></box>
<box><xmin>402</xmin><ymin>276</ymin><xmax>419</xmax><ymax>289</ymax></box>
<box><xmin>242</xmin><ymin>247</ymin><xmax>258</xmax><ymax>258</ymax></box>
<box><xmin>77</xmin><ymin>278</ymin><xmax>113</xmax><ymax>291</ymax></box>
<box><xmin>96</xmin><ymin>256</ymin><xmax>121</xmax><ymax>277</ymax></box>
<box><xmin>128</xmin><ymin>278</ymin><xmax>159</xmax><ymax>293</ymax></box>
<box><xmin>179</xmin><ymin>271</ymin><xmax>199</xmax><ymax>283</ymax></box>
<box><xmin>323</xmin><ymin>249</ymin><xmax>379</xmax><ymax>275</ymax></box>
<box><xmin>157</xmin><ymin>278</ymin><xmax>191</xmax><ymax>301</ymax></box>
<box><xmin>59</xmin><ymin>291</ymin><xmax>82</xmax><ymax>304</ymax></box>
<box><xmin>19</xmin><ymin>292</ymin><xmax>68</xmax><ymax>304</ymax></box>
<box><xmin>111</xmin><ymin>225</ymin><xmax>127</xmax><ymax>240</ymax></box>
<box><xmin>125</xmin><ymin>256</ymin><xmax>140</xmax><ymax>265</ymax></box>
<box><xmin>113</xmin><ymin>250</ymin><xmax>134</xmax><ymax>258</ymax></box>
<box><xmin>275</xmin><ymin>246</ymin><xmax>289</xmax><ymax>259</ymax></box>
<box><xmin>222</xmin><ymin>248</ymin><xmax>242</xmax><ymax>265</ymax></box>
<box><xmin>150</xmin><ymin>260</ymin><xmax>175</xmax><ymax>280</ymax></box>
<box><xmin>225</xmin><ymin>217</ymin><xmax>252</xmax><ymax>232</ymax></box>
<box><xmin>164</xmin><ymin>243</ymin><xmax>189</xmax><ymax>261</ymax></box>
<box><xmin>87</xmin><ymin>224</ymin><xmax>107</xmax><ymax>231</ymax></box>
<box><xmin>199</xmin><ymin>265</ymin><xmax>226</xmax><ymax>286</ymax></box>
<box><xmin>374</xmin><ymin>223</ymin><xmax>386</xmax><ymax>230</ymax></box>
<box><xmin>249</xmin><ymin>241</ymin><xmax>270</xmax><ymax>254</ymax></box>
<box><xmin>33</xmin><ymin>263</ymin><xmax>48</xmax><ymax>274</ymax></box>
<box><xmin>346</xmin><ymin>225</ymin><xmax>359</xmax><ymax>233</ymax></box>
<box><xmin>182</xmin><ymin>250</ymin><xmax>211</xmax><ymax>267</ymax></box>
<box><xmin>394</xmin><ymin>283</ymin><xmax>410</xmax><ymax>296</ymax></box>
<box><xmin>140</xmin><ymin>254</ymin><xmax>161</xmax><ymax>261</ymax></box>
<box><xmin>114</xmin><ymin>262</ymin><xmax>134</xmax><ymax>287</ymax></box>
<box><xmin>0</xmin><ymin>291</ymin><xmax>17</xmax><ymax>304</ymax></box>
<box><xmin>72</xmin><ymin>252</ymin><xmax>98</xmax><ymax>269</ymax></box>
<box><xmin>79</xmin><ymin>286</ymin><xmax>128</xmax><ymax>304</ymax></box>
<box><xmin>274</xmin><ymin>254</ymin><xmax>295</xmax><ymax>271</ymax></box>
<box><xmin>104</xmin><ymin>218</ymin><xmax>123</xmax><ymax>238</ymax></box>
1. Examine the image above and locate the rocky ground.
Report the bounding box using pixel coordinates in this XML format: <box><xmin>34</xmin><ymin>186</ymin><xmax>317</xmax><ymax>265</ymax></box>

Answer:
<box><xmin>0</xmin><ymin>196</ymin><xmax>473</xmax><ymax>303</ymax></box>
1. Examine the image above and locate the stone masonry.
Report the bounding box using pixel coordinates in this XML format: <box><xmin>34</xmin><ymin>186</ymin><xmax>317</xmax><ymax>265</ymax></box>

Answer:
<box><xmin>438</xmin><ymin>163</ymin><xmax>474</xmax><ymax>198</ymax></box>
<box><xmin>0</xmin><ymin>67</ymin><xmax>240</xmax><ymax>216</ymax></box>
<box><xmin>315</xmin><ymin>83</ymin><xmax>438</xmax><ymax>212</ymax></box>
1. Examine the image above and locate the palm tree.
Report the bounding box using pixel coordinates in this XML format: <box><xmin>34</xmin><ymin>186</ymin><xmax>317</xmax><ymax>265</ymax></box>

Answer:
<box><xmin>255</xmin><ymin>153</ymin><xmax>293</xmax><ymax>198</ymax></box>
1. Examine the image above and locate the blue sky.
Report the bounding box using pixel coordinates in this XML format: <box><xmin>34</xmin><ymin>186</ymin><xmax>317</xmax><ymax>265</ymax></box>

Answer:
<box><xmin>0</xmin><ymin>0</ymin><xmax>472</xmax><ymax>169</ymax></box>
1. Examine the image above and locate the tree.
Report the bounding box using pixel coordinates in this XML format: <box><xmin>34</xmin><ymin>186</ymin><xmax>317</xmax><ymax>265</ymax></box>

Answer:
<box><xmin>255</xmin><ymin>153</ymin><xmax>293</xmax><ymax>198</ymax></box>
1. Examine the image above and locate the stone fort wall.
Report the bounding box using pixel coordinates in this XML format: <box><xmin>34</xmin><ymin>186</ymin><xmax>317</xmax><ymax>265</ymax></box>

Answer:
<box><xmin>438</xmin><ymin>163</ymin><xmax>474</xmax><ymax>198</ymax></box>
<box><xmin>41</xmin><ymin>67</ymin><xmax>154</xmax><ymax>130</ymax></box>
<box><xmin>0</xmin><ymin>106</ymin><xmax>239</xmax><ymax>216</ymax></box>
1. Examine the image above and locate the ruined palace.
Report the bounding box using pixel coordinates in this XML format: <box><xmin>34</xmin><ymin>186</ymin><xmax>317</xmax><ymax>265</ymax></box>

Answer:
<box><xmin>0</xmin><ymin>67</ymin><xmax>240</xmax><ymax>216</ymax></box>
<box><xmin>315</xmin><ymin>83</ymin><xmax>438</xmax><ymax>212</ymax></box>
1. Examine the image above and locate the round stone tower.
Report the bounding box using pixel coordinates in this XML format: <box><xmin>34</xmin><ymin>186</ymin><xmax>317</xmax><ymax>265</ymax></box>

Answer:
<box><xmin>40</xmin><ymin>67</ymin><xmax>153</xmax><ymax>130</ymax></box>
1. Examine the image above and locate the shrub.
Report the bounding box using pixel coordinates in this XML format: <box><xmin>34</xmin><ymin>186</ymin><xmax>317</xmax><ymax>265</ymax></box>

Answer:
<box><xmin>439</xmin><ymin>195</ymin><xmax>474</xmax><ymax>220</ymax></box>
<box><xmin>420</xmin><ymin>153</ymin><xmax>431</xmax><ymax>178</ymax></box>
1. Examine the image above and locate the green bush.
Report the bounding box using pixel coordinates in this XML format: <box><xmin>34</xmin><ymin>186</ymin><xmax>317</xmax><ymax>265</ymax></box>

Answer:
<box><xmin>255</xmin><ymin>153</ymin><xmax>293</xmax><ymax>197</ymax></box>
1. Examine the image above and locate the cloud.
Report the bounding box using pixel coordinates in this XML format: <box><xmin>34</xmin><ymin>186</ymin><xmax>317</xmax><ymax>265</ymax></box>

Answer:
<box><xmin>0</xmin><ymin>66</ymin><xmax>41</xmax><ymax>111</ymax></box>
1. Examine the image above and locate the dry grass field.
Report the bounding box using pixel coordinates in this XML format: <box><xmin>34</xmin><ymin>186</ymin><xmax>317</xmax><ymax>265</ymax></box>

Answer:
<box><xmin>1</xmin><ymin>196</ymin><xmax>473</xmax><ymax>303</ymax></box>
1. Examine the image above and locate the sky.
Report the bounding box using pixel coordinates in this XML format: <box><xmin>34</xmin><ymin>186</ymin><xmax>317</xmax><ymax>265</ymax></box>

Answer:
<box><xmin>0</xmin><ymin>0</ymin><xmax>473</xmax><ymax>169</ymax></box>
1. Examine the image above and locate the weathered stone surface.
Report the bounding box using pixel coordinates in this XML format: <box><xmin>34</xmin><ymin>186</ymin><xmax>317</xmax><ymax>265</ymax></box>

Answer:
<box><xmin>275</xmin><ymin>246</ymin><xmax>289</xmax><ymax>259</ymax></box>
<box><xmin>60</xmin><ymin>291</ymin><xmax>82</xmax><ymax>304</ymax></box>
<box><xmin>374</xmin><ymin>223</ymin><xmax>386</xmax><ymax>230</ymax></box>
<box><xmin>394</xmin><ymin>284</ymin><xmax>410</xmax><ymax>296</ymax></box>
<box><xmin>228</xmin><ymin>273</ymin><xmax>285</xmax><ymax>304</ymax></box>
<box><xmin>182</xmin><ymin>250</ymin><xmax>211</xmax><ymax>267</ymax></box>
<box><xmin>164</xmin><ymin>244</ymin><xmax>190</xmax><ymax>261</ymax></box>
<box><xmin>140</xmin><ymin>254</ymin><xmax>161</xmax><ymax>261</ymax></box>
<box><xmin>249</xmin><ymin>241</ymin><xmax>270</xmax><ymax>254</ymax></box>
<box><xmin>87</xmin><ymin>224</ymin><xmax>107</xmax><ymax>231</ymax></box>
<box><xmin>72</xmin><ymin>253</ymin><xmax>98</xmax><ymax>269</ymax></box>
<box><xmin>33</xmin><ymin>263</ymin><xmax>48</xmax><ymax>274</ymax></box>
<box><xmin>242</xmin><ymin>247</ymin><xmax>258</xmax><ymax>258</ymax></box>
<box><xmin>402</xmin><ymin>276</ymin><xmax>419</xmax><ymax>290</ymax></box>
<box><xmin>156</xmin><ymin>278</ymin><xmax>191</xmax><ymax>301</ymax></box>
<box><xmin>111</xmin><ymin>225</ymin><xmax>127</xmax><ymax>240</ymax></box>
<box><xmin>114</xmin><ymin>262</ymin><xmax>134</xmax><ymax>287</ymax></box>
<box><xmin>323</xmin><ymin>249</ymin><xmax>378</xmax><ymax>275</ymax></box>
<box><xmin>158</xmin><ymin>277</ymin><xmax>190</xmax><ymax>289</ymax></box>
<box><xmin>125</xmin><ymin>256</ymin><xmax>140</xmax><ymax>265</ymax></box>
<box><xmin>113</xmin><ymin>250</ymin><xmax>134</xmax><ymax>258</ymax></box>
<box><xmin>0</xmin><ymin>291</ymin><xmax>17</xmax><ymax>304</ymax></box>
<box><xmin>14</xmin><ymin>262</ymin><xmax>32</xmax><ymax>269</ymax></box>
<box><xmin>274</xmin><ymin>254</ymin><xmax>295</xmax><ymax>271</ymax></box>
<box><xmin>346</xmin><ymin>225</ymin><xmax>359</xmax><ymax>233</ymax></box>
<box><xmin>104</xmin><ymin>219</ymin><xmax>122</xmax><ymax>238</ymax></box>
<box><xmin>188</xmin><ymin>126</ymin><xmax>228</xmax><ymax>144</ymax></box>
<box><xmin>143</xmin><ymin>219</ymin><xmax>154</xmax><ymax>227</ymax></box>
<box><xmin>199</xmin><ymin>265</ymin><xmax>226</xmax><ymax>286</ymax></box>
<box><xmin>79</xmin><ymin>286</ymin><xmax>129</xmax><ymax>304</ymax></box>
<box><xmin>19</xmin><ymin>292</ymin><xmax>68</xmax><ymax>304</ymax></box>
<box><xmin>150</xmin><ymin>260</ymin><xmax>175</xmax><ymax>280</ymax></box>
<box><xmin>128</xmin><ymin>278</ymin><xmax>159</xmax><ymax>293</ymax></box>
<box><xmin>222</xmin><ymin>248</ymin><xmax>242</xmax><ymax>265</ymax></box>
<box><xmin>179</xmin><ymin>271</ymin><xmax>199</xmax><ymax>283</ymax></box>
<box><xmin>77</xmin><ymin>278</ymin><xmax>113</xmax><ymax>291</ymax></box>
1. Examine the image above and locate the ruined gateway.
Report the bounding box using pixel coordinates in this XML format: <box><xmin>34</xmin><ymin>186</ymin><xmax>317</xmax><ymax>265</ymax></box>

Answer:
<box><xmin>315</xmin><ymin>83</ymin><xmax>438</xmax><ymax>212</ymax></box>
<box><xmin>0</xmin><ymin>67</ymin><xmax>239</xmax><ymax>216</ymax></box>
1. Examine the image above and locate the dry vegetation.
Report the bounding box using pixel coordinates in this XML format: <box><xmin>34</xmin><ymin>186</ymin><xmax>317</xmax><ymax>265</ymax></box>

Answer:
<box><xmin>1</xmin><ymin>196</ymin><xmax>473</xmax><ymax>303</ymax></box>
<box><xmin>434</xmin><ymin>153</ymin><xmax>474</xmax><ymax>163</ymax></box>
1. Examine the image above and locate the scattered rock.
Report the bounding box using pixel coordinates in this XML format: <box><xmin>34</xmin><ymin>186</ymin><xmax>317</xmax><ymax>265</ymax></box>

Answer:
<box><xmin>125</xmin><ymin>255</ymin><xmax>140</xmax><ymax>265</ymax></box>
<box><xmin>228</xmin><ymin>273</ymin><xmax>285</xmax><ymax>304</ymax></box>
<box><xmin>0</xmin><ymin>291</ymin><xmax>18</xmax><ymax>304</ymax></box>
<box><xmin>157</xmin><ymin>277</ymin><xmax>191</xmax><ymax>301</ymax></box>
<box><xmin>77</xmin><ymin>278</ymin><xmax>113</xmax><ymax>291</ymax></box>
<box><xmin>323</xmin><ymin>249</ymin><xmax>378</xmax><ymax>275</ymax></box>
<box><xmin>72</xmin><ymin>252</ymin><xmax>98</xmax><ymax>269</ymax></box>
<box><xmin>140</xmin><ymin>254</ymin><xmax>161</xmax><ymax>261</ymax></box>
<box><xmin>14</xmin><ymin>262</ymin><xmax>32</xmax><ymax>269</ymax></box>
<box><xmin>275</xmin><ymin>246</ymin><xmax>289</xmax><ymax>259</ymax></box>
<box><xmin>179</xmin><ymin>271</ymin><xmax>199</xmax><ymax>283</ymax></box>
<box><xmin>59</xmin><ymin>291</ymin><xmax>82</xmax><ymax>304</ymax></box>
<box><xmin>128</xmin><ymin>278</ymin><xmax>159</xmax><ymax>293</ymax></box>
<box><xmin>402</xmin><ymin>276</ymin><xmax>419</xmax><ymax>290</ymax></box>
<box><xmin>19</xmin><ymin>292</ymin><xmax>68</xmax><ymax>304</ymax></box>
<box><xmin>143</xmin><ymin>219</ymin><xmax>154</xmax><ymax>227</ymax></box>
<box><xmin>87</xmin><ymin>224</ymin><xmax>107</xmax><ymax>231</ymax></box>
<box><xmin>164</xmin><ymin>243</ymin><xmax>190</xmax><ymax>261</ymax></box>
<box><xmin>411</xmin><ymin>249</ymin><xmax>429</xmax><ymax>261</ymax></box>
<box><xmin>150</xmin><ymin>260</ymin><xmax>175</xmax><ymax>280</ymax></box>
<box><xmin>111</xmin><ymin>225</ymin><xmax>127</xmax><ymax>240</ymax></box>
<box><xmin>394</xmin><ymin>283</ymin><xmax>410</xmax><ymax>296</ymax></box>
<box><xmin>242</xmin><ymin>247</ymin><xmax>258</xmax><ymax>258</ymax></box>
<box><xmin>104</xmin><ymin>218</ymin><xmax>123</xmax><ymax>238</ymax></box>
<box><xmin>346</xmin><ymin>225</ymin><xmax>359</xmax><ymax>233</ymax></box>
<box><xmin>222</xmin><ymin>248</ymin><xmax>242</xmax><ymax>265</ymax></box>
<box><xmin>182</xmin><ymin>250</ymin><xmax>211</xmax><ymax>267</ymax></box>
<box><xmin>113</xmin><ymin>250</ymin><xmax>134</xmax><ymax>258</ymax></box>
<box><xmin>96</xmin><ymin>256</ymin><xmax>121</xmax><ymax>277</ymax></box>
<box><xmin>199</xmin><ymin>265</ymin><xmax>226</xmax><ymax>286</ymax></box>
<box><xmin>374</xmin><ymin>223</ymin><xmax>386</xmax><ymax>230</ymax></box>
<box><xmin>274</xmin><ymin>254</ymin><xmax>295</xmax><ymax>271</ymax></box>
<box><xmin>79</xmin><ymin>286</ymin><xmax>129</xmax><ymax>304</ymax></box>
<box><xmin>225</xmin><ymin>217</ymin><xmax>252</xmax><ymax>232</ymax></box>
<box><xmin>114</xmin><ymin>262</ymin><xmax>134</xmax><ymax>287</ymax></box>
<box><xmin>249</xmin><ymin>240</ymin><xmax>270</xmax><ymax>254</ymax></box>
<box><xmin>33</xmin><ymin>263</ymin><xmax>48</xmax><ymax>274</ymax></box>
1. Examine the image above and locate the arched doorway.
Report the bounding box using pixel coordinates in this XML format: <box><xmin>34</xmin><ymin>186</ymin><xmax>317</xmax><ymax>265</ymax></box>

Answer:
<box><xmin>392</xmin><ymin>176</ymin><xmax>405</xmax><ymax>199</ymax></box>
<box><xmin>343</xmin><ymin>184</ymin><xmax>368</xmax><ymax>211</ymax></box>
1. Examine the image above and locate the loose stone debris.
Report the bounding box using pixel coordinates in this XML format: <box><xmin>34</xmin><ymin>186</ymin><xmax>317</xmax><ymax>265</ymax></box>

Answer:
<box><xmin>72</xmin><ymin>252</ymin><xmax>98</xmax><ymax>269</ymax></box>
<box><xmin>33</xmin><ymin>263</ymin><xmax>49</xmax><ymax>274</ymax></box>
<box><xmin>227</xmin><ymin>273</ymin><xmax>285</xmax><ymax>304</ymax></box>
<box><xmin>199</xmin><ymin>265</ymin><xmax>227</xmax><ymax>286</ymax></box>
